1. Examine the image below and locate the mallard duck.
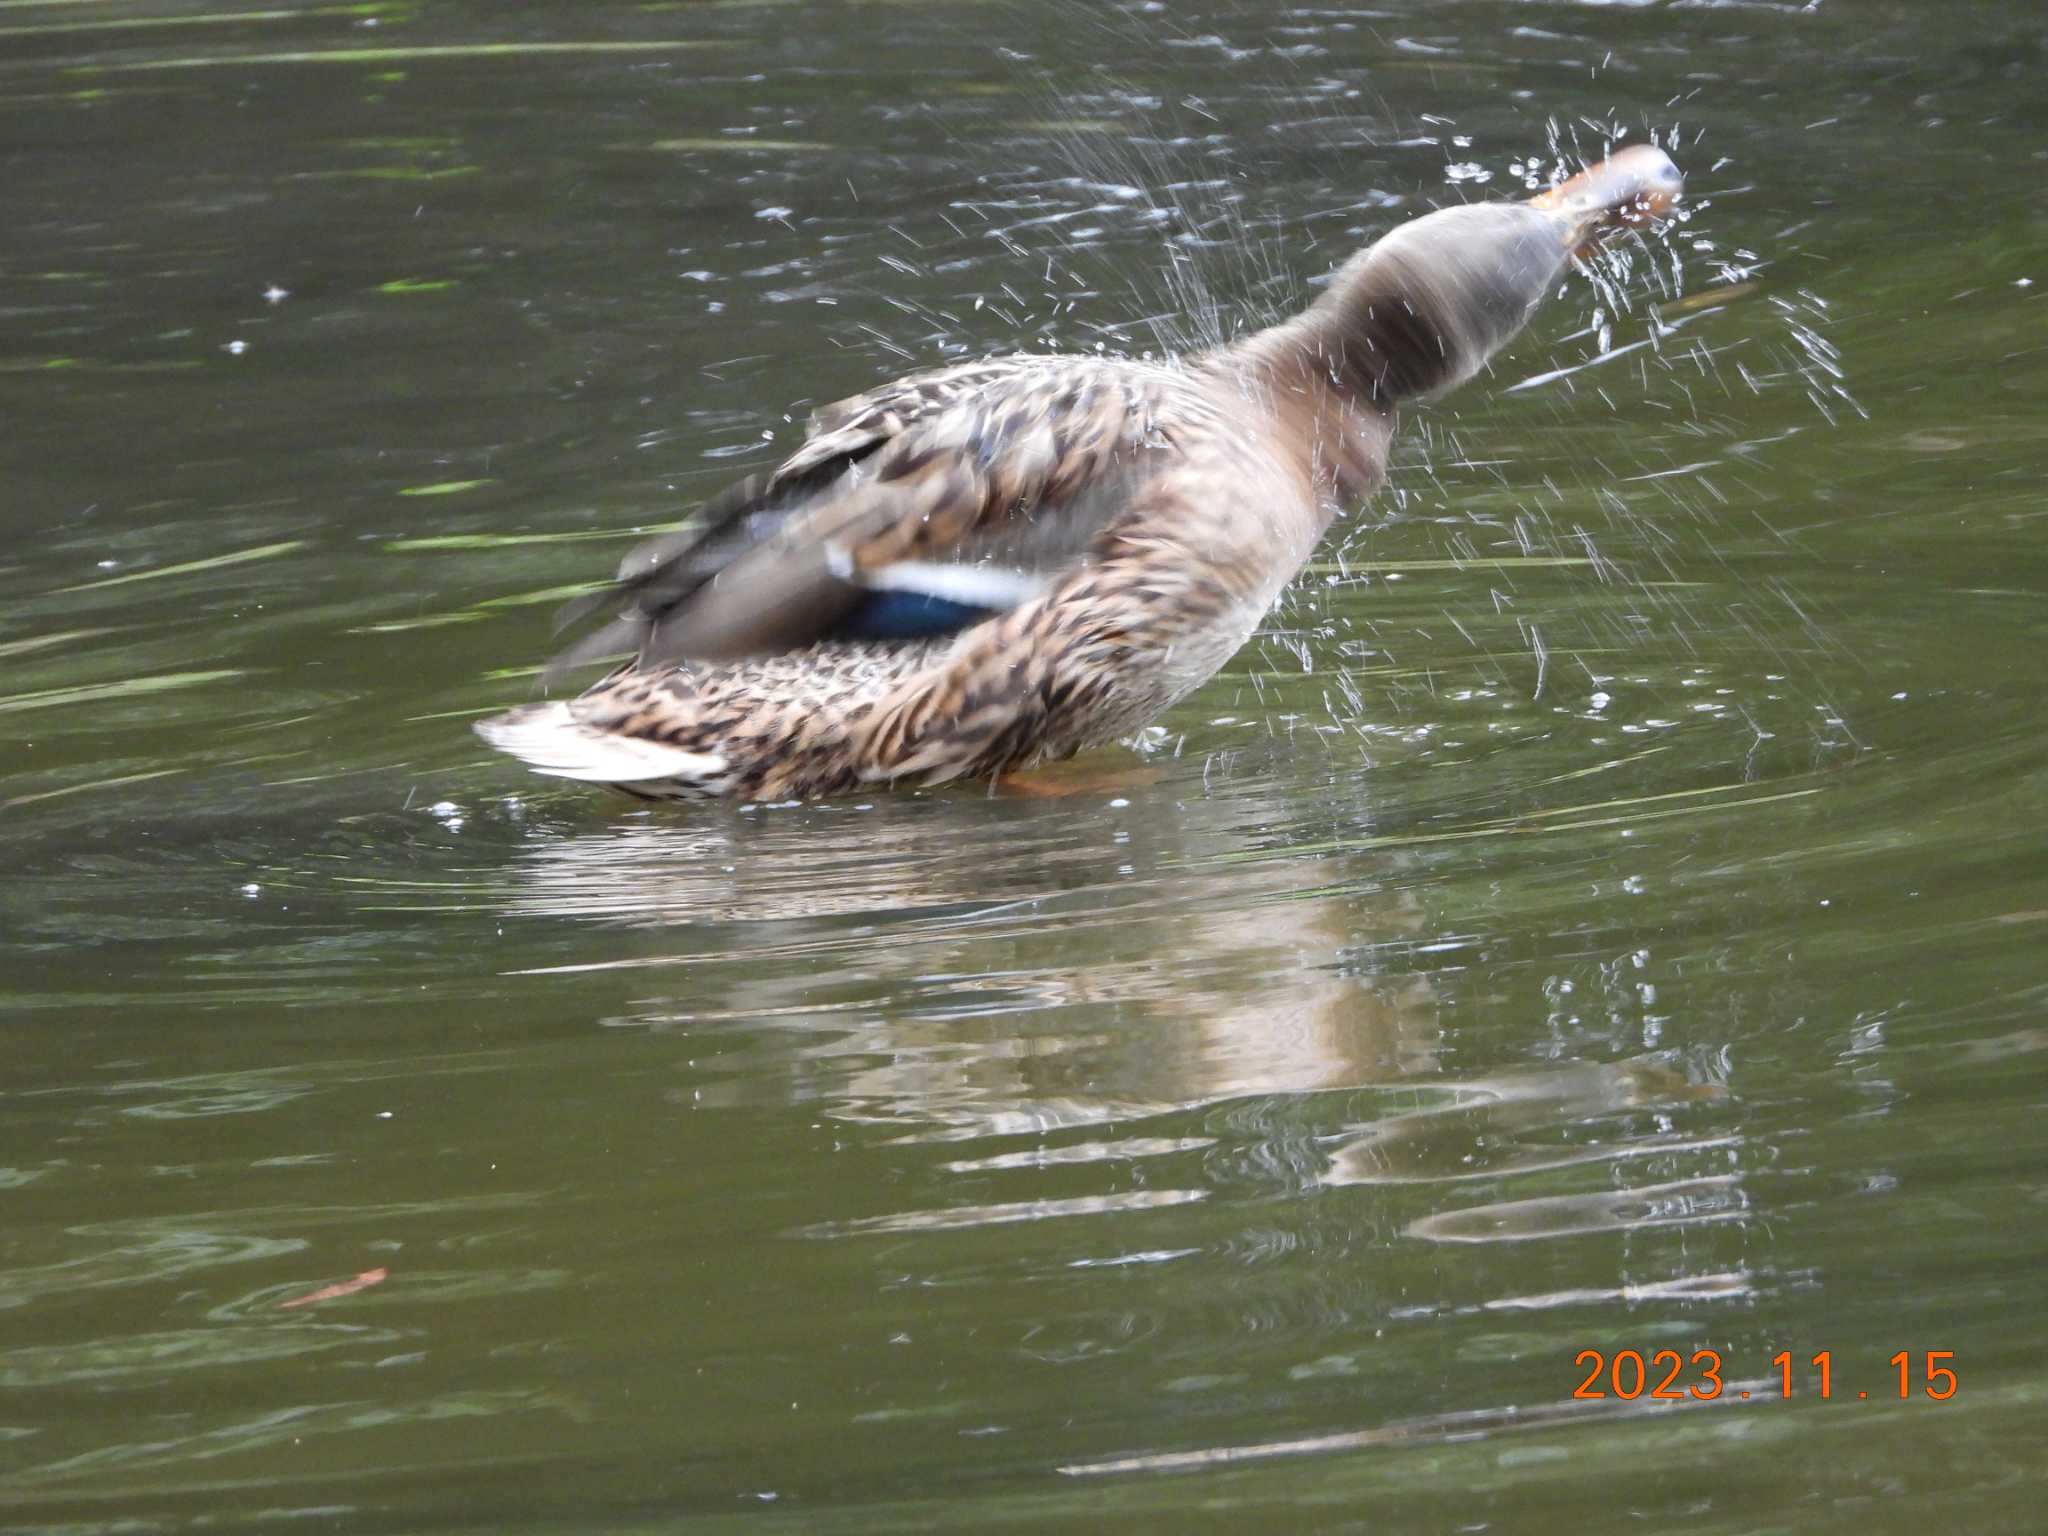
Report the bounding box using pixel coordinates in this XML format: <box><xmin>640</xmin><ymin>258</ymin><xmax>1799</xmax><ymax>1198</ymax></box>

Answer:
<box><xmin>478</xmin><ymin>145</ymin><xmax>1682</xmax><ymax>801</ymax></box>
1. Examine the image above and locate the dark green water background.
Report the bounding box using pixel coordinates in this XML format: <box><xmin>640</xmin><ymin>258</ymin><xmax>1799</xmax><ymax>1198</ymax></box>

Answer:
<box><xmin>4</xmin><ymin>1</ymin><xmax>2045</xmax><ymax>1531</ymax></box>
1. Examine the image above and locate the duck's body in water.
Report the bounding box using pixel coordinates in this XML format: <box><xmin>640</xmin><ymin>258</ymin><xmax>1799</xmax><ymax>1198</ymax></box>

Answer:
<box><xmin>477</xmin><ymin>146</ymin><xmax>1683</xmax><ymax>801</ymax></box>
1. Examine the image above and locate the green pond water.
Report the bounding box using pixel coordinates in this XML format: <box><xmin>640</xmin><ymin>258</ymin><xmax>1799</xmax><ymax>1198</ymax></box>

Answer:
<box><xmin>3</xmin><ymin>1</ymin><xmax>2046</xmax><ymax>1531</ymax></box>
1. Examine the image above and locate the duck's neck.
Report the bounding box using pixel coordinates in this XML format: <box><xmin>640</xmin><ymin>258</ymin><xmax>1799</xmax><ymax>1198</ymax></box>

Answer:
<box><xmin>1222</xmin><ymin>316</ymin><xmax>1397</xmax><ymax>504</ymax></box>
<box><xmin>1218</xmin><ymin>198</ymin><xmax>1581</xmax><ymax>500</ymax></box>
<box><xmin>1246</xmin><ymin>199</ymin><xmax>1576</xmax><ymax>410</ymax></box>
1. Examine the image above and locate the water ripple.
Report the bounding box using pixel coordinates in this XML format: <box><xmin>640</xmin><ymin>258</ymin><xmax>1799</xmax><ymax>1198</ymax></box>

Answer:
<box><xmin>1408</xmin><ymin>1175</ymin><xmax>1749</xmax><ymax>1244</ymax></box>
<box><xmin>796</xmin><ymin>1188</ymin><xmax>1208</xmax><ymax>1238</ymax></box>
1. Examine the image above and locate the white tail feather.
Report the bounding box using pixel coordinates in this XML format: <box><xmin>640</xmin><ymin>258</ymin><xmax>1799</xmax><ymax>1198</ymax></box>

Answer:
<box><xmin>474</xmin><ymin>703</ymin><xmax>727</xmax><ymax>784</ymax></box>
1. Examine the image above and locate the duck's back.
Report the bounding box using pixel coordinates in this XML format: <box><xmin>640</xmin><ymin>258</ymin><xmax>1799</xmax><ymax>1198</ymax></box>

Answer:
<box><xmin>550</xmin><ymin>352</ymin><xmax>1232</xmax><ymax>679</ymax></box>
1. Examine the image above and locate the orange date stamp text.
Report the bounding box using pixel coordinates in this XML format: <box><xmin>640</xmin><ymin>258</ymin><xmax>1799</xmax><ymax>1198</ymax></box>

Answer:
<box><xmin>1572</xmin><ymin>1348</ymin><xmax>1958</xmax><ymax>1401</ymax></box>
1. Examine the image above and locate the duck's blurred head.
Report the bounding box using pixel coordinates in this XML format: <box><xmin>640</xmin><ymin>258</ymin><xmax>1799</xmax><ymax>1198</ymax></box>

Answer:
<box><xmin>1277</xmin><ymin>145</ymin><xmax>1684</xmax><ymax>403</ymax></box>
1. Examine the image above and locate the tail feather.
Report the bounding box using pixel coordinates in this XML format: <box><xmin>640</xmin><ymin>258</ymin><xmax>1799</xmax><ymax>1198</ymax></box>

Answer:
<box><xmin>474</xmin><ymin>702</ymin><xmax>728</xmax><ymax>786</ymax></box>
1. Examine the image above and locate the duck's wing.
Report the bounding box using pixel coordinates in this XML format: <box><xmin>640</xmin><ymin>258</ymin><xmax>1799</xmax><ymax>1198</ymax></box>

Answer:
<box><xmin>548</xmin><ymin>354</ymin><xmax>1160</xmax><ymax>675</ymax></box>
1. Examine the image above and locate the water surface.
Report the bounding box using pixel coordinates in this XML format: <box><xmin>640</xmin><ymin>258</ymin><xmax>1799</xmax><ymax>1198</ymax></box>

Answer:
<box><xmin>4</xmin><ymin>1</ymin><xmax>2046</xmax><ymax>1531</ymax></box>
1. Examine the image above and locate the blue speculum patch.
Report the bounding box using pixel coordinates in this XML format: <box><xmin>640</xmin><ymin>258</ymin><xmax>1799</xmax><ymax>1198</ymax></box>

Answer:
<box><xmin>832</xmin><ymin>590</ymin><xmax>1003</xmax><ymax>641</ymax></box>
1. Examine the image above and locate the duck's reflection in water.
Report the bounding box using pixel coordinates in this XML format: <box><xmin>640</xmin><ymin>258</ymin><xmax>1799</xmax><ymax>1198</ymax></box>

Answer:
<box><xmin>495</xmin><ymin>794</ymin><xmax>1440</xmax><ymax>1136</ymax></box>
<box><xmin>493</xmin><ymin>789</ymin><xmax>1742</xmax><ymax>1274</ymax></box>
